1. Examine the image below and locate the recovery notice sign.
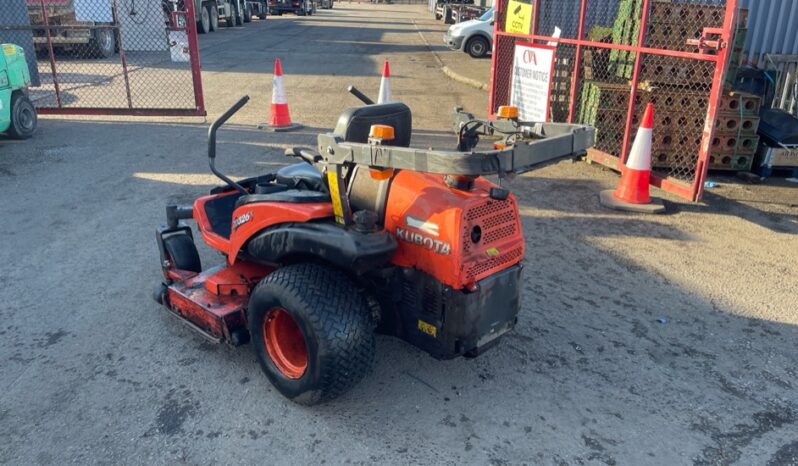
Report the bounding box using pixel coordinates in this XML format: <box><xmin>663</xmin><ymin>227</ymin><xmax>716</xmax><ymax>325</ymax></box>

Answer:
<box><xmin>510</xmin><ymin>42</ymin><xmax>556</xmax><ymax>122</ymax></box>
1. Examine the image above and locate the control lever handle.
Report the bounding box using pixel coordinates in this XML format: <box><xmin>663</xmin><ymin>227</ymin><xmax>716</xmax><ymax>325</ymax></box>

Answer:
<box><xmin>284</xmin><ymin>147</ymin><xmax>322</xmax><ymax>164</ymax></box>
<box><xmin>348</xmin><ymin>85</ymin><xmax>375</xmax><ymax>105</ymax></box>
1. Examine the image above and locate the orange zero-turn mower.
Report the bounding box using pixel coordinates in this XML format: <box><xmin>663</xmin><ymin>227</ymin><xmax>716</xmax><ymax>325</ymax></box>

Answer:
<box><xmin>154</xmin><ymin>89</ymin><xmax>595</xmax><ymax>405</ymax></box>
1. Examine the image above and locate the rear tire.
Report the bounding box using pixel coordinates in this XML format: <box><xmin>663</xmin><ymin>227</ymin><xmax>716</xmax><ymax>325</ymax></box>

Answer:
<box><xmin>87</xmin><ymin>27</ymin><xmax>115</xmax><ymax>58</ymax></box>
<box><xmin>235</xmin><ymin>4</ymin><xmax>244</xmax><ymax>25</ymax></box>
<box><xmin>466</xmin><ymin>35</ymin><xmax>489</xmax><ymax>58</ymax></box>
<box><xmin>248</xmin><ymin>264</ymin><xmax>375</xmax><ymax>405</ymax></box>
<box><xmin>225</xmin><ymin>4</ymin><xmax>236</xmax><ymax>27</ymax></box>
<box><xmin>209</xmin><ymin>5</ymin><xmax>219</xmax><ymax>31</ymax></box>
<box><xmin>163</xmin><ymin>234</ymin><xmax>201</xmax><ymax>273</ymax></box>
<box><xmin>198</xmin><ymin>6</ymin><xmax>211</xmax><ymax>34</ymax></box>
<box><xmin>7</xmin><ymin>93</ymin><xmax>37</xmax><ymax>140</ymax></box>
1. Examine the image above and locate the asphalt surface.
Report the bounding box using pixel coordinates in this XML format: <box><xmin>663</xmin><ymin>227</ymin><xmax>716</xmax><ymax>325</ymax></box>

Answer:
<box><xmin>414</xmin><ymin>13</ymin><xmax>492</xmax><ymax>90</ymax></box>
<box><xmin>2</xmin><ymin>4</ymin><xmax>798</xmax><ymax>466</ymax></box>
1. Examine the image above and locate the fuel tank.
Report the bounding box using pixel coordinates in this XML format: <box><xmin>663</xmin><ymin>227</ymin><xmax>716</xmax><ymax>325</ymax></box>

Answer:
<box><xmin>383</xmin><ymin>171</ymin><xmax>525</xmax><ymax>289</ymax></box>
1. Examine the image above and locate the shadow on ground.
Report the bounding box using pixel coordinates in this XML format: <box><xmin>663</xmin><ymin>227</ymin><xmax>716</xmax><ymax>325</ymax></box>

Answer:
<box><xmin>0</xmin><ymin>119</ymin><xmax>796</xmax><ymax>465</ymax></box>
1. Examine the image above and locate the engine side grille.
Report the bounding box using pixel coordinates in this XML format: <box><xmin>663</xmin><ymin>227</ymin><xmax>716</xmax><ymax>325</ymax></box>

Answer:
<box><xmin>462</xmin><ymin>199</ymin><xmax>519</xmax><ymax>252</ymax></box>
<box><xmin>461</xmin><ymin>198</ymin><xmax>523</xmax><ymax>282</ymax></box>
<box><xmin>465</xmin><ymin>246</ymin><xmax>524</xmax><ymax>281</ymax></box>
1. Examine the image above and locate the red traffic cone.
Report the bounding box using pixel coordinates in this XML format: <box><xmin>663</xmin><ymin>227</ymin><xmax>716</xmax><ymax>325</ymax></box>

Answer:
<box><xmin>377</xmin><ymin>60</ymin><xmax>391</xmax><ymax>104</ymax></box>
<box><xmin>599</xmin><ymin>103</ymin><xmax>665</xmax><ymax>214</ymax></box>
<box><xmin>259</xmin><ymin>58</ymin><xmax>302</xmax><ymax>132</ymax></box>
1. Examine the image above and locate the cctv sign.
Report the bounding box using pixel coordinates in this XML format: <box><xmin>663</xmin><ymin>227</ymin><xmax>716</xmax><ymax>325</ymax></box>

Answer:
<box><xmin>510</xmin><ymin>42</ymin><xmax>556</xmax><ymax>122</ymax></box>
<box><xmin>504</xmin><ymin>0</ymin><xmax>534</xmax><ymax>35</ymax></box>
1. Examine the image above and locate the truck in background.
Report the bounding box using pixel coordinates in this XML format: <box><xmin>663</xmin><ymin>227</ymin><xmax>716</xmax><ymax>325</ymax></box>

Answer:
<box><xmin>26</xmin><ymin>0</ymin><xmax>116</xmax><ymax>58</ymax></box>
<box><xmin>267</xmin><ymin>0</ymin><xmax>314</xmax><ymax>16</ymax></box>
<box><xmin>176</xmin><ymin>0</ymin><xmax>268</xmax><ymax>34</ymax></box>
<box><xmin>25</xmin><ymin>0</ymin><xmax>269</xmax><ymax>61</ymax></box>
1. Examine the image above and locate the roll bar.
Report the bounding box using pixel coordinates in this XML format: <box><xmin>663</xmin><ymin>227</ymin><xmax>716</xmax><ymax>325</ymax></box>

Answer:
<box><xmin>207</xmin><ymin>95</ymin><xmax>250</xmax><ymax>195</ymax></box>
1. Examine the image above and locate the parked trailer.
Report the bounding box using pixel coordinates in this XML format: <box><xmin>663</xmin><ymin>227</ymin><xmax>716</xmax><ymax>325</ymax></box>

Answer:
<box><xmin>244</xmin><ymin>0</ymin><xmax>269</xmax><ymax>21</ymax></box>
<box><xmin>168</xmin><ymin>0</ymin><xmax>267</xmax><ymax>34</ymax></box>
<box><xmin>26</xmin><ymin>0</ymin><xmax>116</xmax><ymax>59</ymax></box>
<box><xmin>216</xmin><ymin>0</ymin><xmax>268</xmax><ymax>29</ymax></box>
<box><xmin>26</xmin><ymin>0</ymin><xmax>267</xmax><ymax>60</ymax></box>
<box><xmin>268</xmin><ymin>0</ymin><xmax>315</xmax><ymax>16</ymax></box>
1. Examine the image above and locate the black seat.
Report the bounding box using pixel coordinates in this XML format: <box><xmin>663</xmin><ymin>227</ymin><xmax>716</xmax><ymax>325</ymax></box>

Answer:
<box><xmin>276</xmin><ymin>162</ymin><xmax>325</xmax><ymax>191</ymax></box>
<box><xmin>333</xmin><ymin>102</ymin><xmax>412</xmax><ymax>147</ymax></box>
<box><xmin>236</xmin><ymin>189</ymin><xmax>330</xmax><ymax>207</ymax></box>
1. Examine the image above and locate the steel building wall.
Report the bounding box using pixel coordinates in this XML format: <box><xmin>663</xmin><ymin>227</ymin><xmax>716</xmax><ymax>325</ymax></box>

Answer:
<box><xmin>738</xmin><ymin>0</ymin><xmax>798</xmax><ymax>66</ymax></box>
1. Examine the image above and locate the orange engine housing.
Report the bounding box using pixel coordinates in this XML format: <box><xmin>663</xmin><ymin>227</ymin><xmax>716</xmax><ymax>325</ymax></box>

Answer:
<box><xmin>384</xmin><ymin>171</ymin><xmax>525</xmax><ymax>290</ymax></box>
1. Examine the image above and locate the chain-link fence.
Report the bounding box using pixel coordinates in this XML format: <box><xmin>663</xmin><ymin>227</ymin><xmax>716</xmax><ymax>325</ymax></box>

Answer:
<box><xmin>1</xmin><ymin>0</ymin><xmax>204</xmax><ymax>116</ymax></box>
<box><xmin>489</xmin><ymin>0</ymin><xmax>741</xmax><ymax>201</ymax></box>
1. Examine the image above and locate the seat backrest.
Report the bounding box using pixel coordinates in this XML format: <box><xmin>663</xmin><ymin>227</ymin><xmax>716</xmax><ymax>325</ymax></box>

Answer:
<box><xmin>332</xmin><ymin>102</ymin><xmax>412</xmax><ymax>147</ymax></box>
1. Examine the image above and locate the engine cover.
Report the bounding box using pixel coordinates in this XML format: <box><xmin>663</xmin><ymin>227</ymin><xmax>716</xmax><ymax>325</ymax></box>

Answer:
<box><xmin>384</xmin><ymin>171</ymin><xmax>525</xmax><ymax>289</ymax></box>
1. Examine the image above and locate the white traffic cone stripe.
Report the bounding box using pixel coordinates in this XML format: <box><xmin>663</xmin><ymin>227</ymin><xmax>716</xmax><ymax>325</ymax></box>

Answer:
<box><xmin>378</xmin><ymin>78</ymin><xmax>391</xmax><ymax>104</ymax></box>
<box><xmin>272</xmin><ymin>75</ymin><xmax>286</xmax><ymax>104</ymax></box>
<box><xmin>378</xmin><ymin>60</ymin><xmax>391</xmax><ymax>104</ymax></box>
<box><xmin>625</xmin><ymin>127</ymin><xmax>652</xmax><ymax>171</ymax></box>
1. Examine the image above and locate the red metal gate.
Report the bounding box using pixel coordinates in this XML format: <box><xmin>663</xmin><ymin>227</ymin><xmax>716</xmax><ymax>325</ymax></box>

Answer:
<box><xmin>9</xmin><ymin>0</ymin><xmax>205</xmax><ymax>116</ymax></box>
<box><xmin>489</xmin><ymin>0</ymin><xmax>740</xmax><ymax>201</ymax></box>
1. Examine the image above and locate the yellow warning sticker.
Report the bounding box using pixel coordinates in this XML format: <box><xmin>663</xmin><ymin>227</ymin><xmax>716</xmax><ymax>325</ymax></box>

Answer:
<box><xmin>505</xmin><ymin>0</ymin><xmax>534</xmax><ymax>35</ymax></box>
<box><xmin>486</xmin><ymin>247</ymin><xmax>501</xmax><ymax>257</ymax></box>
<box><xmin>418</xmin><ymin>320</ymin><xmax>437</xmax><ymax>337</ymax></box>
<box><xmin>3</xmin><ymin>45</ymin><xmax>17</xmax><ymax>56</ymax></box>
<box><xmin>326</xmin><ymin>170</ymin><xmax>344</xmax><ymax>224</ymax></box>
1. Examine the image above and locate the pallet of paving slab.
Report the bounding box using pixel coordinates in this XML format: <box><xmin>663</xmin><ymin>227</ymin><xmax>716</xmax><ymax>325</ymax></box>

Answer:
<box><xmin>717</xmin><ymin>91</ymin><xmax>761</xmax><ymax>115</ymax></box>
<box><xmin>638</xmin><ymin>54</ymin><xmax>715</xmax><ymax>87</ymax></box>
<box><xmin>710</xmin><ymin>134</ymin><xmax>760</xmax><ymax>155</ymax></box>
<box><xmin>708</xmin><ymin>152</ymin><xmax>756</xmax><ymax>172</ymax></box>
<box><xmin>648</xmin><ymin>1</ymin><xmax>726</xmax><ymax>25</ymax></box>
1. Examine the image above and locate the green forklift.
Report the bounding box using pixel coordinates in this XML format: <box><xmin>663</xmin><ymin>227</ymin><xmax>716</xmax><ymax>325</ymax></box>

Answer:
<box><xmin>0</xmin><ymin>44</ymin><xmax>37</xmax><ymax>139</ymax></box>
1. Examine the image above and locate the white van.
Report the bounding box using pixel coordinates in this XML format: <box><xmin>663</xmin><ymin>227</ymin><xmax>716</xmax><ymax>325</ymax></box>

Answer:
<box><xmin>443</xmin><ymin>7</ymin><xmax>494</xmax><ymax>58</ymax></box>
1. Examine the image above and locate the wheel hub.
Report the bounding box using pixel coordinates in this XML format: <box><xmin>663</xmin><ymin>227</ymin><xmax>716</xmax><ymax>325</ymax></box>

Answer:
<box><xmin>18</xmin><ymin>107</ymin><xmax>34</xmax><ymax>130</ymax></box>
<box><xmin>100</xmin><ymin>31</ymin><xmax>112</xmax><ymax>50</ymax></box>
<box><xmin>263</xmin><ymin>307</ymin><xmax>307</xmax><ymax>379</ymax></box>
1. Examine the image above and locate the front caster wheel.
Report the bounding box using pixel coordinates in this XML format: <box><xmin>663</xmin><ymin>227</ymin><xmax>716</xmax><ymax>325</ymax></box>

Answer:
<box><xmin>248</xmin><ymin>264</ymin><xmax>375</xmax><ymax>405</ymax></box>
<box><xmin>162</xmin><ymin>234</ymin><xmax>201</xmax><ymax>273</ymax></box>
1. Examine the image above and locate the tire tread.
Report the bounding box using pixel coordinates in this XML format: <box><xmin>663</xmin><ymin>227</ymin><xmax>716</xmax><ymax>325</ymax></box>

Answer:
<box><xmin>251</xmin><ymin>263</ymin><xmax>375</xmax><ymax>404</ymax></box>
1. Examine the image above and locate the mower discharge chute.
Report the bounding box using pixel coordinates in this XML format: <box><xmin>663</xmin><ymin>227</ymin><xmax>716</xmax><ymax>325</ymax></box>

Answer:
<box><xmin>154</xmin><ymin>90</ymin><xmax>595</xmax><ymax>405</ymax></box>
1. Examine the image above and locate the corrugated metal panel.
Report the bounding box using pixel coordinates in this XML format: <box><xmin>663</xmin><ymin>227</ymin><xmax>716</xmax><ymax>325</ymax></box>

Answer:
<box><xmin>738</xmin><ymin>0</ymin><xmax>798</xmax><ymax>66</ymax></box>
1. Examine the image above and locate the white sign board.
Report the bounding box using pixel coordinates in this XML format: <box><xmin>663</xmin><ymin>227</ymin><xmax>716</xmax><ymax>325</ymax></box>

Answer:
<box><xmin>168</xmin><ymin>31</ymin><xmax>190</xmax><ymax>62</ymax></box>
<box><xmin>510</xmin><ymin>43</ymin><xmax>556</xmax><ymax>122</ymax></box>
<box><xmin>74</xmin><ymin>0</ymin><xmax>113</xmax><ymax>23</ymax></box>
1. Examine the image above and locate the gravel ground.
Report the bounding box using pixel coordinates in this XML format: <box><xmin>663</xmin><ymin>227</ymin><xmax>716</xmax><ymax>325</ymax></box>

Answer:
<box><xmin>1</xmin><ymin>4</ymin><xmax>797</xmax><ymax>466</ymax></box>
